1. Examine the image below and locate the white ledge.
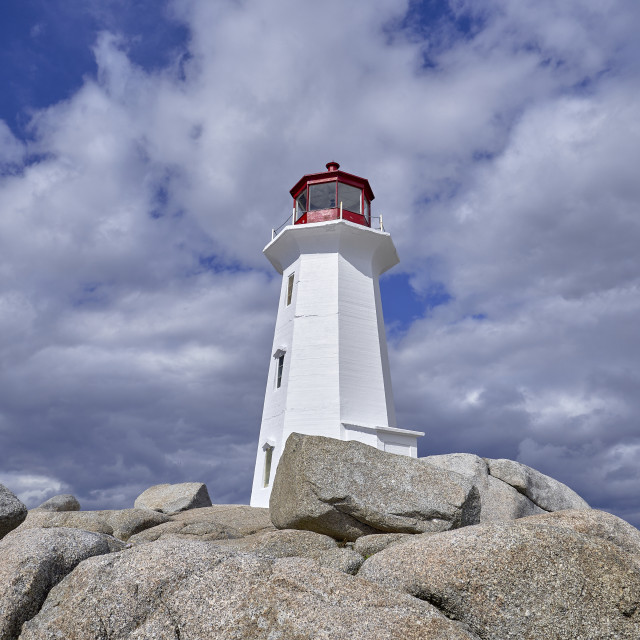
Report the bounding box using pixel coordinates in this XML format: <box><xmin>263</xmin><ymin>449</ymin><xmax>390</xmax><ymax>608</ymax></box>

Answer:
<box><xmin>342</xmin><ymin>422</ymin><xmax>425</xmax><ymax>438</ymax></box>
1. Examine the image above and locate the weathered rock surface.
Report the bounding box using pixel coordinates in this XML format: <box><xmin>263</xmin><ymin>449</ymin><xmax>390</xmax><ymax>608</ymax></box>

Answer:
<box><xmin>0</xmin><ymin>527</ymin><xmax>123</xmax><ymax>640</ymax></box>
<box><xmin>359</xmin><ymin>519</ymin><xmax>640</xmax><ymax>640</ymax></box>
<box><xmin>34</xmin><ymin>494</ymin><xmax>80</xmax><ymax>512</ymax></box>
<box><xmin>128</xmin><ymin>504</ymin><xmax>274</xmax><ymax>544</ymax></box>
<box><xmin>270</xmin><ymin>434</ymin><xmax>480</xmax><ymax>540</ymax></box>
<box><xmin>231</xmin><ymin>528</ymin><xmax>338</xmax><ymax>556</ymax></box>
<box><xmin>354</xmin><ymin>532</ymin><xmax>414</xmax><ymax>557</ymax></box>
<box><xmin>1</xmin><ymin>453</ymin><xmax>633</xmax><ymax>639</ymax></box>
<box><xmin>315</xmin><ymin>547</ymin><xmax>365</xmax><ymax>574</ymax></box>
<box><xmin>20</xmin><ymin>539</ymin><xmax>479</xmax><ymax>640</ymax></box>
<box><xmin>15</xmin><ymin>508</ymin><xmax>170</xmax><ymax>541</ymax></box>
<box><xmin>486</xmin><ymin>458</ymin><xmax>590</xmax><ymax>511</ymax></box>
<box><xmin>482</xmin><ymin>474</ymin><xmax>545</xmax><ymax>520</ymax></box>
<box><xmin>219</xmin><ymin>528</ymin><xmax>364</xmax><ymax>573</ymax></box>
<box><xmin>134</xmin><ymin>482</ymin><xmax>212</xmax><ymax>515</ymax></box>
<box><xmin>172</xmin><ymin>504</ymin><xmax>274</xmax><ymax>536</ymax></box>
<box><xmin>0</xmin><ymin>484</ymin><xmax>27</xmax><ymax>539</ymax></box>
<box><xmin>423</xmin><ymin>453</ymin><xmax>546</xmax><ymax>522</ymax></box>
<box><xmin>521</xmin><ymin>508</ymin><xmax>640</xmax><ymax>556</ymax></box>
<box><xmin>421</xmin><ymin>452</ymin><xmax>487</xmax><ymax>481</ymax></box>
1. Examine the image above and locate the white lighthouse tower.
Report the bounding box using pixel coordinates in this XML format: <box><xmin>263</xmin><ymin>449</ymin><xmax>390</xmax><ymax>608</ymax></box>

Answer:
<box><xmin>250</xmin><ymin>162</ymin><xmax>423</xmax><ymax>508</ymax></box>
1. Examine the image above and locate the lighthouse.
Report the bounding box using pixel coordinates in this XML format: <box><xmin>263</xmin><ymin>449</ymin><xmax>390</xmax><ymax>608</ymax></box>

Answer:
<box><xmin>250</xmin><ymin>162</ymin><xmax>423</xmax><ymax>508</ymax></box>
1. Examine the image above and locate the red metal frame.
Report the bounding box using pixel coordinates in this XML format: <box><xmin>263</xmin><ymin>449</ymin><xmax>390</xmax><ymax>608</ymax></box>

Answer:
<box><xmin>291</xmin><ymin>162</ymin><xmax>374</xmax><ymax>228</ymax></box>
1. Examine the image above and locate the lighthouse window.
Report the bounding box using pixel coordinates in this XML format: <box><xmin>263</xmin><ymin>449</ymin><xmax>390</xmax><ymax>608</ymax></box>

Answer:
<box><xmin>364</xmin><ymin>198</ymin><xmax>370</xmax><ymax>224</ymax></box>
<box><xmin>263</xmin><ymin>445</ymin><xmax>274</xmax><ymax>487</ymax></box>
<box><xmin>295</xmin><ymin>190</ymin><xmax>307</xmax><ymax>220</ymax></box>
<box><xmin>286</xmin><ymin>273</ymin><xmax>294</xmax><ymax>306</ymax></box>
<box><xmin>338</xmin><ymin>183</ymin><xmax>361</xmax><ymax>215</ymax></box>
<box><xmin>276</xmin><ymin>354</ymin><xmax>285</xmax><ymax>388</ymax></box>
<box><xmin>309</xmin><ymin>182</ymin><xmax>336</xmax><ymax>211</ymax></box>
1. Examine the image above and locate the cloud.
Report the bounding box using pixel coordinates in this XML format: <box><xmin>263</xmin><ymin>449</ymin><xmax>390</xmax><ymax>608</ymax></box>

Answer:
<box><xmin>0</xmin><ymin>120</ymin><xmax>26</xmax><ymax>167</ymax></box>
<box><xmin>0</xmin><ymin>0</ymin><xmax>638</xmax><ymax>526</ymax></box>
<box><xmin>0</xmin><ymin>471</ymin><xmax>69</xmax><ymax>507</ymax></box>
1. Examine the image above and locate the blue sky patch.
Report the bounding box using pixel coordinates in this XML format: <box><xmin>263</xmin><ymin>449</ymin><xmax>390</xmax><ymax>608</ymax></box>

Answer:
<box><xmin>0</xmin><ymin>0</ymin><xmax>188</xmax><ymax>137</ymax></box>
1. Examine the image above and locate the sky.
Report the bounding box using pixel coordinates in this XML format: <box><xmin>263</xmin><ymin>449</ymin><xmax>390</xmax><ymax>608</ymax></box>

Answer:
<box><xmin>0</xmin><ymin>0</ymin><xmax>638</xmax><ymax>526</ymax></box>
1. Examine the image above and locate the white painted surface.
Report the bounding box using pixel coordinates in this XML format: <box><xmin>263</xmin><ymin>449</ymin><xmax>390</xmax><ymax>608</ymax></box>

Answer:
<box><xmin>250</xmin><ymin>220</ymin><xmax>424</xmax><ymax>507</ymax></box>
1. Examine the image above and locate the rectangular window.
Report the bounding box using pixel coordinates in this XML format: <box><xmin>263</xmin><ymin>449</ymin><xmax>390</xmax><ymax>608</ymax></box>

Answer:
<box><xmin>338</xmin><ymin>183</ymin><xmax>361</xmax><ymax>215</ymax></box>
<box><xmin>364</xmin><ymin>198</ymin><xmax>370</xmax><ymax>224</ymax></box>
<box><xmin>286</xmin><ymin>273</ymin><xmax>294</xmax><ymax>306</ymax></box>
<box><xmin>276</xmin><ymin>354</ymin><xmax>285</xmax><ymax>388</ymax></box>
<box><xmin>309</xmin><ymin>182</ymin><xmax>336</xmax><ymax>210</ymax></box>
<box><xmin>263</xmin><ymin>445</ymin><xmax>274</xmax><ymax>487</ymax></box>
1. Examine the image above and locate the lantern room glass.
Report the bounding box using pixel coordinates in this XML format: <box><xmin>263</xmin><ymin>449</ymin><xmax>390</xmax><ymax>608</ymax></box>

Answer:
<box><xmin>338</xmin><ymin>183</ymin><xmax>361</xmax><ymax>215</ymax></box>
<box><xmin>295</xmin><ymin>190</ymin><xmax>307</xmax><ymax>221</ymax></box>
<box><xmin>309</xmin><ymin>182</ymin><xmax>337</xmax><ymax>210</ymax></box>
<box><xmin>292</xmin><ymin>174</ymin><xmax>371</xmax><ymax>228</ymax></box>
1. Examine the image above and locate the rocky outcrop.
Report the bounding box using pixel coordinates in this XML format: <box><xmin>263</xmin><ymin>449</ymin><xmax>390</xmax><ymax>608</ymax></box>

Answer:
<box><xmin>0</xmin><ymin>484</ymin><xmax>27</xmax><ymax>539</ymax></box>
<box><xmin>359</xmin><ymin>518</ymin><xmax>640</xmax><ymax>640</ymax></box>
<box><xmin>0</xmin><ymin>527</ymin><xmax>123</xmax><ymax>640</ymax></box>
<box><xmin>15</xmin><ymin>508</ymin><xmax>171</xmax><ymax>541</ymax></box>
<box><xmin>134</xmin><ymin>482</ymin><xmax>212</xmax><ymax>515</ymax></box>
<box><xmin>0</xmin><ymin>442</ymin><xmax>635</xmax><ymax>639</ymax></box>
<box><xmin>19</xmin><ymin>539</ymin><xmax>478</xmax><ymax>640</ymax></box>
<box><xmin>34</xmin><ymin>495</ymin><xmax>80</xmax><ymax>512</ymax></box>
<box><xmin>270</xmin><ymin>434</ymin><xmax>480</xmax><ymax>540</ymax></box>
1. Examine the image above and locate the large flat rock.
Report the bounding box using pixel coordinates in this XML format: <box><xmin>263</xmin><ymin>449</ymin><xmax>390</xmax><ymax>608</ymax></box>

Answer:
<box><xmin>270</xmin><ymin>434</ymin><xmax>480</xmax><ymax>541</ymax></box>
<box><xmin>359</xmin><ymin>519</ymin><xmax>640</xmax><ymax>640</ymax></box>
<box><xmin>20</xmin><ymin>539</ymin><xmax>480</xmax><ymax>640</ymax></box>
<box><xmin>422</xmin><ymin>453</ymin><xmax>546</xmax><ymax>522</ymax></box>
<box><xmin>486</xmin><ymin>458</ymin><xmax>589</xmax><ymax>511</ymax></box>
<box><xmin>0</xmin><ymin>527</ymin><xmax>123</xmax><ymax>640</ymax></box>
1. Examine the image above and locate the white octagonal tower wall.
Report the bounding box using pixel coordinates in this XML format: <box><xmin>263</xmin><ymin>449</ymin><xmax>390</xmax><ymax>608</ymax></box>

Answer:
<box><xmin>250</xmin><ymin>219</ymin><xmax>423</xmax><ymax>508</ymax></box>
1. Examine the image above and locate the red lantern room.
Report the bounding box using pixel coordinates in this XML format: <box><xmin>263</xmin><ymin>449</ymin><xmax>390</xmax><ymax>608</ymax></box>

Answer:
<box><xmin>290</xmin><ymin>162</ymin><xmax>374</xmax><ymax>227</ymax></box>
